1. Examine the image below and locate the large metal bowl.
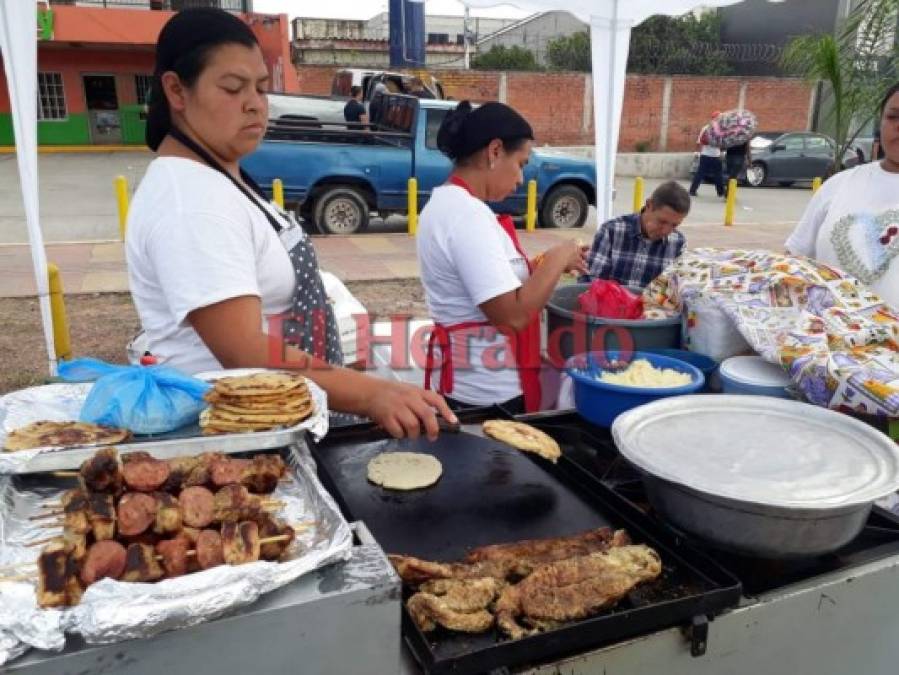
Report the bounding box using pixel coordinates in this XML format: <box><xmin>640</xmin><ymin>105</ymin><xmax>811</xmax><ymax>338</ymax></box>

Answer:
<box><xmin>612</xmin><ymin>395</ymin><xmax>899</xmax><ymax>558</ymax></box>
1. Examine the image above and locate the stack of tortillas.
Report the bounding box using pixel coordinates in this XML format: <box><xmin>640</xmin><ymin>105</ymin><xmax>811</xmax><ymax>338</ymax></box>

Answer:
<box><xmin>200</xmin><ymin>372</ymin><xmax>315</xmax><ymax>435</ymax></box>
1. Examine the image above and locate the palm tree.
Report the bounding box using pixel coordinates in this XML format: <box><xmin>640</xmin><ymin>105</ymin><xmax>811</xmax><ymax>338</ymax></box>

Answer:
<box><xmin>782</xmin><ymin>0</ymin><xmax>898</xmax><ymax>172</ymax></box>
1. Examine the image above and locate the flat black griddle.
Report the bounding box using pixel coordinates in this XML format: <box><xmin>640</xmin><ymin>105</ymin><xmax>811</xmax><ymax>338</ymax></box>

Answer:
<box><xmin>309</xmin><ymin>407</ymin><xmax>741</xmax><ymax>675</ymax></box>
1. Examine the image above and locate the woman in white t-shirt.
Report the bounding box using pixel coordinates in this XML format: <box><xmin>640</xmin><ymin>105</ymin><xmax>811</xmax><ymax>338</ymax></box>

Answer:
<box><xmin>786</xmin><ymin>82</ymin><xmax>899</xmax><ymax>308</ymax></box>
<box><xmin>126</xmin><ymin>8</ymin><xmax>455</xmax><ymax>439</ymax></box>
<box><xmin>418</xmin><ymin>102</ymin><xmax>587</xmax><ymax>413</ymax></box>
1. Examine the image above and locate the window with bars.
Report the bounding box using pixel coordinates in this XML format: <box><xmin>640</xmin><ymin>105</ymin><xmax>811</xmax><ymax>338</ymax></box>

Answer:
<box><xmin>135</xmin><ymin>74</ymin><xmax>154</xmax><ymax>105</ymax></box>
<box><xmin>37</xmin><ymin>72</ymin><xmax>66</xmax><ymax>120</ymax></box>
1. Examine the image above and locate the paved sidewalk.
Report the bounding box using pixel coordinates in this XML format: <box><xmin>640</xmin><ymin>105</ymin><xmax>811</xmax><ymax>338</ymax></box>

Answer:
<box><xmin>0</xmin><ymin>221</ymin><xmax>793</xmax><ymax>298</ymax></box>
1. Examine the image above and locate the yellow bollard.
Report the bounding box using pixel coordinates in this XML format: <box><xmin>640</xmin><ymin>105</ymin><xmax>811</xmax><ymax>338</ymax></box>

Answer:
<box><xmin>632</xmin><ymin>176</ymin><xmax>645</xmax><ymax>213</ymax></box>
<box><xmin>47</xmin><ymin>263</ymin><xmax>72</xmax><ymax>362</ymax></box>
<box><xmin>114</xmin><ymin>175</ymin><xmax>129</xmax><ymax>241</ymax></box>
<box><xmin>272</xmin><ymin>178</ymin><xmax>285</xmax><ymax>209</ymax></box>
<box><xmin>724</xmin><ymin>178</ymin><xmax>737</xmax><ymax>227</ymax></box>
<box><xmin>526</xmin><ymin>179</ymin><xmax>538</xmax><ymax>232</ymax></box>
<box><xmin>407</xmin><ymin>177</ymin><xmax>418</xmax><ymax>237</ymax></box>
<box><xmin>812</xmin><ymin>177</ymin><xmax>822</xmax><ymax>194</ymax></box>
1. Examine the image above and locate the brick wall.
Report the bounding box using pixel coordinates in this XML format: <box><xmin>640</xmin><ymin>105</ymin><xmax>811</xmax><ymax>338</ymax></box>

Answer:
<box><xmin>292</xmin><ymin>65</ymin><xmax>814</xmax><ymax>151</ymax></box>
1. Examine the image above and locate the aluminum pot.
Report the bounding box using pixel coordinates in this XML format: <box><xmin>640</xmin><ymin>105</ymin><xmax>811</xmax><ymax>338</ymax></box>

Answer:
<box><xmin>612</xmin><ymin>395</ymin><xmax>899</xmax><ymax>559</ymax></box>
<box><xmin>641</xmin><ymin>474</ymin><xmax>873</xmax><ymax>558</ymax></box>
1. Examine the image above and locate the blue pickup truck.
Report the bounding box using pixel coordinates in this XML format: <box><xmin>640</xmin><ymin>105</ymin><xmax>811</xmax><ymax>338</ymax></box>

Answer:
<box><xmin>241</xmin><ymin>95</ymin><xmax>597</xmax><ymax>235</ymax></box>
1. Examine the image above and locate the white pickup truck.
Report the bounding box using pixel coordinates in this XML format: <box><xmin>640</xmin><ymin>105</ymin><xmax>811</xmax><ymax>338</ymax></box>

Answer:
<box><xmin>269</xmin><ymin>69</ymin><xmax>445</xmax><ymax>126</ymax></box>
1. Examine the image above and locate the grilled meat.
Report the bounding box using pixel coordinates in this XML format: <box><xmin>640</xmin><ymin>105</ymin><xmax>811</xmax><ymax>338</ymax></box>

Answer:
<box><xmin>37</xmin><ymin>539</ymin><xmax>82</xmax><ymax>608</ymax></box>
<box><xmin>87</xmin><ymin>493</ymin><xmax>116</xmax><ymax>541</ymax></box>
<box><xmin>389</xmin><ymin>528</ymin><xmax>629</xmax><ymax>586</ymax></box>
<box><xmin>80</xmin><ymin>540</ymin><xmax>127</xmax><ymax>586</ymax></box>
<box><xmin>121</xmin><ymin>542</ymin><xmax>164</xmax><ymax>582</ymax></box>
<box><xmin>407</xmin><ymin>577</ymin><xmax>501</xmax><ymax>634</ymax></box>
<box><xmin>79</xmin><ymin>447</ymin><xmax>122</xmax><ymax>494</ymax></box>
<box><xmin>222</xmin><ymin>521</ymin><xmax>261</xmax><ymax>565</ymax></box>
<box><xmin>495</xmin><ymin>545</ymin><xmax>662</xmax><ymax>640</ymax></box>
<box><xmin>153</xmin><ymin>492</ymin><xmax>183</xmax><ymax>535</ymax></box>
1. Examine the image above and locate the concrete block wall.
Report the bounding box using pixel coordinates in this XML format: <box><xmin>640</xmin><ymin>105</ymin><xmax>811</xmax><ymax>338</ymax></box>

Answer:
<box><xmin>292</xmin><ymin>65</ymin><xmax>815</xmax><ymax>151</ymax></box>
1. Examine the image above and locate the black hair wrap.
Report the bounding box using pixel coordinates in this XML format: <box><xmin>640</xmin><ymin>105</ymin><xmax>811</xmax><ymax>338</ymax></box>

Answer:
<box><xmin>436</xmin><ymin>100</ymin><xmax>534</xmax><ymax>161</ymax></box>
<box><xmin>146</xmin><ymin>8</ymin><xmax>258</xmax><ymax>151</ymax></box>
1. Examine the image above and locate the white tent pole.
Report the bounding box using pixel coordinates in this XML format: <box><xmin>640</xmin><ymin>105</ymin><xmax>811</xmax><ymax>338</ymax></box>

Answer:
<box><xmin>603</xmin><ymin>1</ymin><xmax>619</xmax><ymax>223</ymax></box>
<box><xmin>0</xmin><ymin>4</ymin><xmax>57</xmax><ymax>376</ymax></box>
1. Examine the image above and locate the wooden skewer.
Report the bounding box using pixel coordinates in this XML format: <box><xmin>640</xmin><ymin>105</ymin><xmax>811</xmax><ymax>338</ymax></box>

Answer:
<box><xmin>51</xmin><ymin>471</ymin><xmax>78</xmax><ymax>478</ymax></box>
<box><xmin>25</xmin><ymin>535</ymin><xmax>59</xmax><ymax>548</ymax></box>
<box><xmin>29</xmin><ymin>510</ymin><xmax>64</xmax><ymax>520</ymax></box>
<box><xmin>0</xmin><ymin>561</ymin><xmax>36</xmax><ymax>574</ymax></box>
<box><xmin>0</xmin><ymin>573</ymin><xmax>34</xmax><ymax>583</ymax></box>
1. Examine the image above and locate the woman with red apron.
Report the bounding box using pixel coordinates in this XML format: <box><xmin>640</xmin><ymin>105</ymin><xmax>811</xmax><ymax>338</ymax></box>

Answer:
<box><xmin>418</xmin><ymin>101</ymin><xmax>587</xmax><ymax>414</ymax></box>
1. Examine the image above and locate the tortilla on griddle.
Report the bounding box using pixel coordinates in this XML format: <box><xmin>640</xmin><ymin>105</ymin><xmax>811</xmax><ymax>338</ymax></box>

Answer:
<box><xmin>482</xmin><ymin>420</ymin><xmax>561</xmax><ymax>463</ymax></box>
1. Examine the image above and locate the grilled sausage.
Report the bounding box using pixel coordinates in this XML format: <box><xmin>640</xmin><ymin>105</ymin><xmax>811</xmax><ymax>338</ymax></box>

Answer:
<box><xmin>179</xmin><ymin>486</ymin><xmax>215</xmax><ymax>528</ymax></box>
<box><xmin>122</xmin><ymin>458</ymin><xmax>171</xmax><ymax>493</ymax></box>
<box><xmin>156</xmin><ymin>534</ymin><xmax>191</xmax><ymax>578</ymax></box>
<box><xmin>210</xmin><ymin>459</ymin><xmax>250</xmax><ymax>489</ymax></box>
<box><xmin>80</xmin><ymin>540</ymin><xmax>127</xmax><ymax>586</ymax></box>
<box><xmin>117</xmin><ymin>492</ymin><xmax>158</xmax><ymax>536</ymax></box>
<box><xmin>196</xmin><ymin>529</ymin><xmax>224</xmax><ymax>570</ymax></box>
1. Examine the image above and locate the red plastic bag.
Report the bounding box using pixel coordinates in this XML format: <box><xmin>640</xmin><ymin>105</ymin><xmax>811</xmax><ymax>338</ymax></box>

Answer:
<box><xmin>577</xmin><ymin>280</ymin><xmax>644</xmax><ymax>319</ymax></box>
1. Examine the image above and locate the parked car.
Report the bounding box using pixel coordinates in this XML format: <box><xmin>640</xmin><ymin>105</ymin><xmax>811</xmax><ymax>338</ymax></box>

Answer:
<box><xmin>690</xmin><ymin>131</ymin><xmax>865</xmax><ymax>187</ymax></box>
<box><xmin>242</xmin><ymin>95</ymin><xmax>597</xmax><ymax>234</ymax></box>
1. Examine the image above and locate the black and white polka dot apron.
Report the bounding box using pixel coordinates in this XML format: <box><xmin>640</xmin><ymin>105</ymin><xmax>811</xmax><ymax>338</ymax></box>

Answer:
<box><xmin>167</xmin><ymin>127</ymin><xmax>343</xmax><ymax>365</ymax></box>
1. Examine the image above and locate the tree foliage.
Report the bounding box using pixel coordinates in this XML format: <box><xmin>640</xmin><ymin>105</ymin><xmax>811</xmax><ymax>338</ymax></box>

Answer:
<box><xmin>471</xmin><ymin>45</ymin><xmax>541</xmax><ymax>71</ymax></box>
<box><xmin>782</xmin><ymin>0</ymin><xmax>899</xmax><ymax>170</ymax></box>
<box><xmin>546</xmin><ymin>31</ymin><xmax>591</xmax><ymax>71</ymax></box>
<box><xmin>545</xmin><ymin>13</ymin><xmax>732</xmax><ymax>75</ymax></box>
<box><xmin>628</xmin><ymin>13</ymin><xmax>731</xmax><ymax>75</ymax></box>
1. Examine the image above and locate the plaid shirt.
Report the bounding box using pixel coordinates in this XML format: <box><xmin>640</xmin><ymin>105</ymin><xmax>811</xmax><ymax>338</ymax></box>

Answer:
<box><xmin>579</xmin><ymin>212</ymin><xmax>686</xmax><ymax>289</ymax></box>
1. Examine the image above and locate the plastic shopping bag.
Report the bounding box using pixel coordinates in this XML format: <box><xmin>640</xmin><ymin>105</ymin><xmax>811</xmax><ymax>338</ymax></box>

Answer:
<box><xmin>577</xmin><ymin>280</ymin><xmax>644</xmax><ymax>320</ymax></box>
<box><xmin>57</xmin><ymin>358</ymin><xmax>212</xmax><ymax>435</ymax></box>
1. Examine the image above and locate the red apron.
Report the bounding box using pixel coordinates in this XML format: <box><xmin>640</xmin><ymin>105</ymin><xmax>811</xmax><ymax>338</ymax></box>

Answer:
<box><xmin>423</xmin><ymin>176</ymin><xmax>542</xmax><ymax>412</ymax></box>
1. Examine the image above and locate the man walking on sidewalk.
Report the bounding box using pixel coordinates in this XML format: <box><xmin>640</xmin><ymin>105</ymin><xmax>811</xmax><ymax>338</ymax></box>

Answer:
<box><xmin>689</xmin><ymin>113</ymin><xmax>725</xmax><ymax>198</ymax></box>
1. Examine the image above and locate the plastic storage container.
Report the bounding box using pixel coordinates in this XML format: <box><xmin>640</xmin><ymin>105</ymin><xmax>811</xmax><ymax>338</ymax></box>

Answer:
<box><xmin>566</xmin><ymin>351</ymin><xmax>705</xmax><ymax>427</ymax></box>
<box><xmin>546</xmin><ymin>284</ymin><xmax>682</xmax><ymax>361</ymax></box>
<box><xmin>718</xmin><ymin>355</ymin><xmax>791</xmax><ymax>399</ymax></box>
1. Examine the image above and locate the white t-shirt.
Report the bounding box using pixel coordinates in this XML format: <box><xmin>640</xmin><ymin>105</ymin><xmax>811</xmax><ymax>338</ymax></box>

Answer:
<box><xmin>126</xmin><ymin>157</ymin><xmax>295</xmax><ymax>374</ymax></box>
<box><xmin>417</xmin><ymin>184</ymin><xmax>528</xmax><ymax>405</ymax></box>
<box><xmin>698</xmin><ymin>130</ymin><xmax>721</xmax><ymax>158</ymax></box>
<box><xmin>786</xmin><ymin>161</ymin><xmax>899</xmax><ymax>309</ymax></box>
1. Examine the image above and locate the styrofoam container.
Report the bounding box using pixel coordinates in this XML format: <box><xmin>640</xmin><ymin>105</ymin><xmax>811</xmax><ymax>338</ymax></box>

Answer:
<box><xmin>719</xmin><ymin>355</ymin><xmax>791</xmax><ymax>399</ymax></box>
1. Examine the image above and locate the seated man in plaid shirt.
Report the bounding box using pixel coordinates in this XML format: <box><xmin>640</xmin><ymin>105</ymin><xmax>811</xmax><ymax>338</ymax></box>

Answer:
<box><xmin>580</xmin><ymin>181</ymin><xmax>690</xmax><ymax>289</ymax></box>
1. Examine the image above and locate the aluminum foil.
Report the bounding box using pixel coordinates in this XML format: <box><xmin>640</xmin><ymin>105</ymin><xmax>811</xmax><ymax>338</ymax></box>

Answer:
<box><xmin>0</xmin><ymin>441</ymin><xmax>353</xmax><ymax>666</ymax></box>
<box><xmin>0</xmin><ymin>378</ymin><xmax>330</xmax><ymax>474</ymax></box>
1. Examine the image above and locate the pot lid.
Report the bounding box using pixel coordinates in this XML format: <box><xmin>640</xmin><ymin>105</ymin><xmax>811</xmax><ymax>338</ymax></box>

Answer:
<box><xmin>612</xmin><ymin>395</ymin><xmax>899</xmax><ymax>509</ymax></box>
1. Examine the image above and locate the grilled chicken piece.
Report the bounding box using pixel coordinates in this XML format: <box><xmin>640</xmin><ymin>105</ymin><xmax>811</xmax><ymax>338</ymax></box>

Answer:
<box><xmin>241</xmin><ymin>454</ymin><xmax>286</xmax><ymax>494</ymax></box>
<box><xmin>221</xmin><ymin>521</ymin><xmax>260</xmax><ymax>565</ymax></box>
<box><xmin>495</xmin><ymin>545</ymin><xmax>662</xmax><ymax>640</ymax></box>
<box><xmin>87</xmin><ymin>493</ymin><xmax>116</xmax><ymax>541</ymax></box>
<box><xmin>37</xmin><ymin>539</ymin><xmax>82</xmax><ymax>608</ymax></box>
<box><xmin>213</xmin><ymin>484</ymin><xmax>265</xmax><ymax>523</ymax></box>
<box><xmin>407</xmin><ymin>577</ymin><xmax>501</xmax><ymax>634</ymax></box>
<box><xmin>79</xmin><ymin>447</ymin><xmax>122</xmax><ymax>494</ymax></box>
<box><xmin>256</xmin><ymin>512</ymin><xmax>295</xmax><ymax>561</ymax></box>
<box><xmin>62</xmin><ymin>490</ymin><xmax>92</xmax><ymax>535</ymax></box>
<box><xmin>153</xmin><ymin>492</ymin><xmax>183</xmax><ymax>535</ymax></box>
<box><xmin>121</xmin><ymin>543</ymin><xmax>165</xmax><ymax>582</ymax></box>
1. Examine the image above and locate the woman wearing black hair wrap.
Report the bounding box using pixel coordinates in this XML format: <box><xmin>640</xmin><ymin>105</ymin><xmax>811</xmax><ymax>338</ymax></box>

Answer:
<box><xmin>419</xmin><ymin>101</ymin><xmax>588</xmax><ymax>413</ymax></box>
<box><xmin>126</xmin><ymin>8</ymin><xmax>456</xmax><ymax>439</ymax></box>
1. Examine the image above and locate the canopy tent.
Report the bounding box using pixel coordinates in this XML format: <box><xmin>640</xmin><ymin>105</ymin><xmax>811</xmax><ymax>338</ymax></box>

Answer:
<box><xmin>0</xmin><ymin>3</ymin><xmax>56</xmax><ymax>376</ymax></box>
<box><xmin>0</xmin><ymin>0</ymin><xmax>775</xmax><ymax>376</ymax></box>
<box><xmin>461</xmin><ymin>0</ymin><xmax>778</xmax><ymax>221</ymax></box>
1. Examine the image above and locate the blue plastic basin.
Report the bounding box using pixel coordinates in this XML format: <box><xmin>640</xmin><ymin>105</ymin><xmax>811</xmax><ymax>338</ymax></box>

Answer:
<box><xmin>566</xmin><ymin>351</ymin><xmax>705</xmax><ymax>427</ymax></box>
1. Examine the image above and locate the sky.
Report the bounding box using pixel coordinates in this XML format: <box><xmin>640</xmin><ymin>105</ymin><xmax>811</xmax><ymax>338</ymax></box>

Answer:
<box><xmin>252</xmin><ymin>0</ymin><xmax>532</xmax><ymax>21</ymax></box>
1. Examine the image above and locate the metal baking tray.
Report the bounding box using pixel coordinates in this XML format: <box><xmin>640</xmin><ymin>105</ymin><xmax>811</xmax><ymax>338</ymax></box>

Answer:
<box><xmin>0</xmin><ymin>374</ymin><xmax>328</xmax><ymax>474</ymax></box>
<box><xmin>309</xmin><ymin>407</ymin><xmax>742</xmax><ymax>675</ymax></box>
<box><xmin>0</xmin><ymin>442</ymin><xmax>354</xmax><ymax>662</ymax></box>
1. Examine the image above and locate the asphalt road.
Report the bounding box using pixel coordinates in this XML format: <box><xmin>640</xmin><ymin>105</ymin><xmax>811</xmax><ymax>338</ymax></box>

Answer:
<box><xmin>0</xmin><ymin>152</ymin><xmax>814</xmax><ymax>244</ymax></box>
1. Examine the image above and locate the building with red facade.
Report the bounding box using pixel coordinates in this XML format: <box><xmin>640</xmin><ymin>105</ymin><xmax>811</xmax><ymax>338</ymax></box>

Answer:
<box><xmin>0</xmin><ymin>1</ymin><xmax>297</xmax><ymax>146</ymax></box>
